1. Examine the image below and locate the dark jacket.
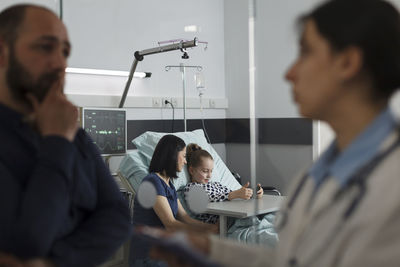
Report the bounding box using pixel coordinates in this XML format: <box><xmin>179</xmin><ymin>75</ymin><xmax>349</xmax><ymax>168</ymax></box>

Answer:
<box><xmin>0</xmin><ymin>104</ymin><xmax>132</xmax><ymax>267</ymax></box>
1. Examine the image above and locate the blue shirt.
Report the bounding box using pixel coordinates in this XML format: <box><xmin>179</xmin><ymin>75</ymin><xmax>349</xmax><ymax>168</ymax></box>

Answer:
<box><xmin>310</xmin><ymin>108</ymin><xmax>397</xmax><ymax>191</ymax></box>
<box><xmin>0</xmin><ymin>104</ymin><xmax>132</xmax><ymax>267</ymax></box>
<box><xmin>131</xmin><ymin>173</ymin><xmax>178</xmax><ymax>259</ymax></box>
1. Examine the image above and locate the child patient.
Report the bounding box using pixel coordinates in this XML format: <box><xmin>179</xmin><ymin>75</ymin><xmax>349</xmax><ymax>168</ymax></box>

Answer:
<box><xmin>184</xmin><ymin>143</ymin><xmax>263</xmax><ymax>224</ymax></box>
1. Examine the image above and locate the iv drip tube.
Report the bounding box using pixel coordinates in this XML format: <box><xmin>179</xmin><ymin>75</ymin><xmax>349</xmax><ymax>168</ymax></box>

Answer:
<box><xmin>165</xmin><ymin>65</ymin><xmax>203</xmax><ymax>131</ymax></box>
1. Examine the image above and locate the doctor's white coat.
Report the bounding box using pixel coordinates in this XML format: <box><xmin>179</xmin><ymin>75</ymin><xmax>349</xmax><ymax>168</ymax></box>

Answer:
<box><xmin>210</xmin><ymin>130</ymin><xmax>400</xmax><ymax>267</ymax></box>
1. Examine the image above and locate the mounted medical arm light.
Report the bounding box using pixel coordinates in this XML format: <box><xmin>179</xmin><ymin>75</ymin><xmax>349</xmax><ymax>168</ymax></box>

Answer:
<box><xmin>118</xmin><ymin>38</ymin><xmax>199</xmax><ymax>108</ymax></box>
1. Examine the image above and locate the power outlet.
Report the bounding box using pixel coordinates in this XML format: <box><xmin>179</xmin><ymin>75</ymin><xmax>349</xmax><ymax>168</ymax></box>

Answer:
<box><xmin>209</xmin><ymin>99</ymin><xmax>216</xmax><ymax>108</ymax></box>
<box><xmin>170</xmin><ymin>98</ymin><xmax>178</xmax><ymax>107</ymax></box>
<box><xmin>152</xmin><ymin>97</ymin><xmax>162</xmax><ymax>107</ymax></box>
<box><xmin>162</xmin><ymin>98</ymin><xmax>171</xmax><ymax>107</ymax></box>
<box><xmin>163</xmin><ymin>98</ymin><xmax>178</xmax><ymax>108</ymax></box>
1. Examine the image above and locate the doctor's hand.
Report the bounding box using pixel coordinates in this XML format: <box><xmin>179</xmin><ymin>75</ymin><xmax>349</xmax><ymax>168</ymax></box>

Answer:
<box><xmin>229</xmin><ymin>182</ymin><xmax>253</xmax><ymax>200</ymax></box>
<box><xmin>24</xmin><ymin>259</ymin><xmax>55</xmax><ymax>267</ymax></box>
<box><xmin>208</xmin><ymin>222</ymin><xmax>219</xmax><ymax>235</ymax></box>
<box><xmin>27</xmin><ymin>81</ymin><xmax>79</xmax><ymax>142</ymax></box>
<box><xmin>150</xmin><ymin>230</ymin><xmax>211</xmax><ymax>267</ymax></box>
<box><xmin>0</xmin><ymin>252</ymin><xmax>23</xmax><ymax>267</ymax></box>
<box><xmin>0</xmin><ymin>253</ymin><xmax>55</xmax><ymax>267</ymax></box>
<box><xmin>150</xmin><ymin>247</ymin><xmax>191</xmax><ymax>267</ymax></box>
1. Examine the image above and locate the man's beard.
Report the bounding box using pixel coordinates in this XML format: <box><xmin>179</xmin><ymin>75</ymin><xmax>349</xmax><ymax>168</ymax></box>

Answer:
<box><xmin>6</xmin><ymin>46</ymin><xmax>62</xmax><ymax>107</ymax></box>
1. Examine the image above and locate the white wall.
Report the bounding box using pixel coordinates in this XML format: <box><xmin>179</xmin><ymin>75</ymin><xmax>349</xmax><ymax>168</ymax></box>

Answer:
<box><xmin>224</xmin><ymin>0</ymin><xmax>320</xmax><ymax>119</ymax></box>
<box><xmin>63</xmin><ymin>0</ymin><xmax>226</xmax><ymax>101</ymax></box>
<box><xmin>224</xmin><ymin>0</ymin><xmax>321</xmax><ymax>191</ymax></box>
<box><xmin>255</xmin><ymin>0</ymin><xmax>320</xmax><ymax>118</ymax></box>
<box><xmin>223</xmin><ymin>0</ymin><xmax>400</xmax><ymax>191</ymax></box>
<box><xmin>0</xmin><ymin>0</ymin><xmax>229</xmax><ymax>175</ymax></box>
<box><xmin>61</xmin><ymin>0</ymin><xmax>228</xmax><ymax>133</ymax></box>
<box><xmin>1</xmin><ymin>0</ymin><xmax>228</xmax><ymax>115</ymax></box>
<box><xmin>224</xmin><ymin>0</ymin><xmax>250</xmax><ymax>118</ymax></box>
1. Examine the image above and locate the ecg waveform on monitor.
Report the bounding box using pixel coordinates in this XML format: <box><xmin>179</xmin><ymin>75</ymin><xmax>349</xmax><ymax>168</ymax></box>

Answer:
<box><xmin>83</xmin><ymin>109</ymin><xmax>126</xmax><ymax>155</ymax></box>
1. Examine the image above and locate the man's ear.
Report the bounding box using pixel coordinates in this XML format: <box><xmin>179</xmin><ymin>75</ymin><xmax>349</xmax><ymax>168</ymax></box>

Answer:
<box><xmin>0</xmin><ymin>39</ymin><xmax>9</xmax><ymax>67</ymax></box>
<box><xmin>337</xmin><ymin>46</ymin><xmax>363</xmax><ymax>80</ymax></box>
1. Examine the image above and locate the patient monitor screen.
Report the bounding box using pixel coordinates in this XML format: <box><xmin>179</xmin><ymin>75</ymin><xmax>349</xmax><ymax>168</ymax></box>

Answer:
<box><xmin>82</xmin><ymin>108</ymin><xmax>126</xmax><ymax>155</ymax></box>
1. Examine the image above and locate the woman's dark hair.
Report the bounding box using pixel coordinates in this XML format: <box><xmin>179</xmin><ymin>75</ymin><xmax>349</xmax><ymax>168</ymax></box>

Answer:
<box><xmin>300</xmin><ymin>0</ymin><xmax>400</xmax><ymax>99</ymax></box>
<box><xmin>149</xmin><ymin>135</ymin><xmax>186</xmax><ymax>179</ymax></box>
<box><xmin>186</xmin><ymin>143</ymin><xmax>213</xmax><ymax>171</ymax></box>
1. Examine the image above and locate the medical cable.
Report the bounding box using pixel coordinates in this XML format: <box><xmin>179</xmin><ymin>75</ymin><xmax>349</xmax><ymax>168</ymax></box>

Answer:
<box><xmin>198</xmin><ymin>92</ymin><xmax>211</xmax><ymax>143</ymax></box>
<box><xmin>164</xmin><ymin>100</ymin><xmax>175</xmax><ymax>133</ymax></box>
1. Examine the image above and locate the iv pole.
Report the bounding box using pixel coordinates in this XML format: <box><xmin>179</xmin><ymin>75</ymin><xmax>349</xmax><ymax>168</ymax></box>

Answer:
<box><xmin>118</xmin><ymin>38</ymin><xmax>198</xmax><ymax>108</ymax></box>
<box><xmin>165</xmin><ymin>64</ymin><xmax>202</xmax><ymax>131</ymax></box>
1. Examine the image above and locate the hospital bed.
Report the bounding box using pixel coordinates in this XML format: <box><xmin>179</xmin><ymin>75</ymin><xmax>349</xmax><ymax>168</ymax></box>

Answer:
<box><xmin>118</xmin><ymin>129</ymin><xmax>281</xmax><ymax>224</ymax></box>
<box><xmin>108</xmin><ymin>129</ymin><xmax>280</xmax><ymax>266</ymax></box>
<box><xmin>118</xmin><ymin>129</ymin><xmax>243</xmax><ymax>199</ymax></box>
<box><xmin>118</xmin><ymin>129</ymin><xmax>281</xmax><ymax>196</ymax></box>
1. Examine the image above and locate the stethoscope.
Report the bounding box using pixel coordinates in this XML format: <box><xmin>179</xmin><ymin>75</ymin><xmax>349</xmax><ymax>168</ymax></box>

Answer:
<box><xmin>274</xmin><ymin>129</ymin><xmax>400</xmax><ymax>267</ymax></box>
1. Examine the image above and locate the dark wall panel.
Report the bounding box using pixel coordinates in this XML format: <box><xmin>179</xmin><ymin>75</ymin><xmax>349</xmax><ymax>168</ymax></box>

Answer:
<box><xmin>127</xmin><ymin>118</ymin><xmax>312</xmax><ymax>149</ymax></box>
<box><xmin>225</xmin><ymin>119</ymin><xmax>250</xmax><ymax>143</ymax></box>
<box><xmin>258</xmin><ymin>118</ymin><xmax>313</xmax><ymax>145</ymax></box>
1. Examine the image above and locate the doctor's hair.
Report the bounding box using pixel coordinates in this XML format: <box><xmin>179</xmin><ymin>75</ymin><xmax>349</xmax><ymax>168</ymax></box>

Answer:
<box><xmin>186</xmin><ymin>143</ymin><xmax>213</xmax><ymax>169</ymax></box>
<box><xmin>149</xmin><ymin>135</ymin><xmax>186</xmax><ymax>179</ymax></box>
<box><xmin>0</xmin><ymin>4</ymin><xmax>53</xmax><ymax>46</ymax></box>
<box><xmin>299</xmin><ymin>0</ymin><xmax>400</xmax><ymax>99</ymax></box>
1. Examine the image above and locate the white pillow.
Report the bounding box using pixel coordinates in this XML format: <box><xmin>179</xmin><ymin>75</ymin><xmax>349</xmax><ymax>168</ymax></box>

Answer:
<box><xmin>119</xmin><ymin>129</ymin><xmax>241</xmax><ymax>192</ymax></box>
<box><xmin>118</xmin><ymin>150</ymin><xmax>149</xmax><ymax>192</ymax></box>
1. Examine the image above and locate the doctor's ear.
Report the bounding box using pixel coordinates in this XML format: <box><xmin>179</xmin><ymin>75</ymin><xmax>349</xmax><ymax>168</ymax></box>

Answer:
<box><xmin>336</xmin><ymin>46</ymin><xmax>364</xmax><ymax>81</ymax></box>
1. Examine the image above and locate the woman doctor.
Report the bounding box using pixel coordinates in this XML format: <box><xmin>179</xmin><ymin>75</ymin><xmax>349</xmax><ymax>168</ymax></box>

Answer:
<box><xmin>151</xmin><ymin>0</ymin><xmax>400</xmax><ymax>266</ymax></box>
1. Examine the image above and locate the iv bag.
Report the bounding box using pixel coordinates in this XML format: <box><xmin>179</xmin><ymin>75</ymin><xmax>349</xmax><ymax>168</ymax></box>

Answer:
<box><xmin>194</xmin><ymin>72</ymin><xmax>205</xmax><ymax>91</ymax></box>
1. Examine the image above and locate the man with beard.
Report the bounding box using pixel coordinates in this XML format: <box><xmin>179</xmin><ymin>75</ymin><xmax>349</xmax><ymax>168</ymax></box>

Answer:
<box><xmin>0</xmin><ymin>4</ymin><xmax>132</xmax><ymax>267</ymax></box>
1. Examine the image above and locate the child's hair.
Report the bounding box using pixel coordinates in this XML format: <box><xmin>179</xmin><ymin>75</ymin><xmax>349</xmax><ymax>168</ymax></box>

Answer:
<box><xmin>186</xmin><ymin>143</ymin><xmax>213</xmax><ymax>169</ymax></box>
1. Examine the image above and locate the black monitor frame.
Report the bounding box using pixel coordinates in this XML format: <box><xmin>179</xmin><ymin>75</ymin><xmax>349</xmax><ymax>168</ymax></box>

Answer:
<box><xmin>82</xmin><ymin>108</ymin><xmax>127</xmax><ymax>156</ymax></box>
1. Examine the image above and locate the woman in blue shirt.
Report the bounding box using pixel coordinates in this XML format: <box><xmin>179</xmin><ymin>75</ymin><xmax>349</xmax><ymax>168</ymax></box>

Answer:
<box><xmin>130</xmin><ymin>135</ymin><xmax>216</xmax><ymax>267</ymax></box>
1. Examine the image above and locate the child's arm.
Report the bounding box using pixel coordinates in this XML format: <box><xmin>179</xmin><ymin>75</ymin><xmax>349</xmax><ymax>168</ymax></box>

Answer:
<box><xmin>206</xmin><ymin>182</ymin><xmax>230</xmax><ymax>202</ymax></box>
<box><xmin>228</xmin><ymin>182</ymin><xmax>253</xmax><ymax>200</ymax></box>
<box><xmin>188</xmin><ymin>182</ymin><xmax>230</xmax><ymax>202</ymax></box>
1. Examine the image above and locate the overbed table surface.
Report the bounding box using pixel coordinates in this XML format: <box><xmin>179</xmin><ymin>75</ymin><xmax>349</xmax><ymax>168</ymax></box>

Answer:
<box><xmin>206</xmin><ymin>195</ymin><xmax>285</xmax><ymax>236</ymax></box>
